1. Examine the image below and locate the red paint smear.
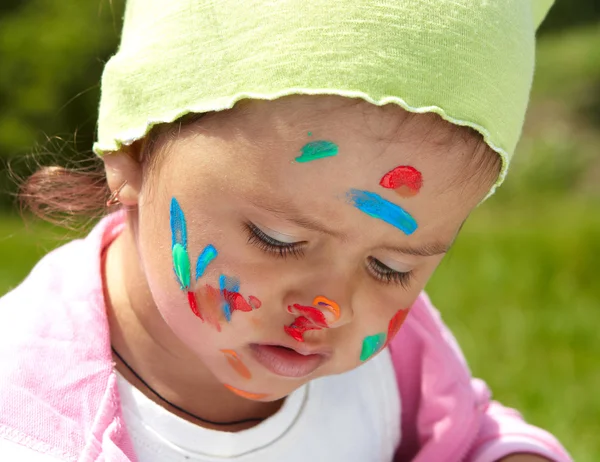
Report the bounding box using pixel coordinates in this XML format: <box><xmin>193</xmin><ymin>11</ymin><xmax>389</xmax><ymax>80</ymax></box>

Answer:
<box><xmin>222</xmin><ymin>290</ymin><xmax>262</xmax><ymax>314</ymax></box>
<box><xmin>187</xmin><ymin>291</ymin><xmax>203</xmax><ymax>320</ymax></box>
<box><xmin>288</xmin><ymin>304</ymin><xmax>328</xmax><ymax>327</ymax></box>
<box><xmin>380</xmin><ymin>166</ymin><xmax>423</xmax><ymax>196</ymax></box>
<box><xmin>284</xmin><ymin>315</ymin><xmax>325</xmax><ymax>342</ymax></box>
<box><xmin>194</xmin><ymin>285</ymin><xmax>261</xmax><ymax>331</ymax></box>
<box><xmin>385</xmin><ymin>309</ymin><xmax>409</xmax><ymax>346</ymax></box>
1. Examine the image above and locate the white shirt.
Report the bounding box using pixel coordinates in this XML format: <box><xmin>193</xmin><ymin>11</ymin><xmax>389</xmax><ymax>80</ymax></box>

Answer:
<box><xmin>0</xmin><ymin>349</ymin><xmax>400</xmax><ymax>461</ymax></box>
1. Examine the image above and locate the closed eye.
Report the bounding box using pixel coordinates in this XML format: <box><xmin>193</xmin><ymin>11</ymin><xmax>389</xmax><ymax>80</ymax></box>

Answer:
<box><xmin>244</xmin><ymin>222</ymin><xmax>306</xmax><ymax>259</ymax></box>
<box><xmin>367</xmin><ymin>257</ymin><xmax>413</xmax><ymax>288</ymax></box>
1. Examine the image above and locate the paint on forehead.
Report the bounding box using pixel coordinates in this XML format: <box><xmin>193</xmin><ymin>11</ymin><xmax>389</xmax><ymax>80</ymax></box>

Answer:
<box><xmin>295</xmin><ymin>140</ymin><xmax>339</xmax><ymax>163</ymax></box>
<box><xmin>380</xmin><ymin>166</ymin><xmax>423</xmax><ymax>198</ymax></box>
<box><xmin>347</xmin><ymin>189</ymin><xmax>418</xmax><ymax>235</ymax></box>
<box><xmin>360</xmin><ymin>333</ymin><xmax>387</xmax><ymax>362</ymax></box>
<box><xmin>221</xmin><ymin>349</ymin><xmax>252</xmax><ymax>380</ymax></box>
<box><xmin>223</xmin><ymin>384</ymin><xmax>269</xmax><ymax>400</ymax></box>
<box><xmin>196</xmin><ymin>244</ymin><xmax>218</xmax><ymax>280</ymax></box>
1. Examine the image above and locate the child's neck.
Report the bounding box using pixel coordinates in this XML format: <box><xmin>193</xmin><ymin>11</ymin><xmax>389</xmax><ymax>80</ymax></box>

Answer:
<box><xmin>102</xmin><ymin>217</ymin><xmax>284</xmax><ymax>431</ymax></box>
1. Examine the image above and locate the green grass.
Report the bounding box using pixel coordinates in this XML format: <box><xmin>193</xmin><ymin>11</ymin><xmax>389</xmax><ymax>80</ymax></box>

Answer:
<box><xmin>427</xmin><ymin>197</ymin><xmax>600</xmax><ymax>462</ymax></box>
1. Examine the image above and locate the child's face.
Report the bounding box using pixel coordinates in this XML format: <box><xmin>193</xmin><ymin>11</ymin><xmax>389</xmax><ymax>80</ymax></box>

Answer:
<box><xmin>126</xmin><ymin>96</ymin><xmax>495</xmax><ymax>402</ymax></box>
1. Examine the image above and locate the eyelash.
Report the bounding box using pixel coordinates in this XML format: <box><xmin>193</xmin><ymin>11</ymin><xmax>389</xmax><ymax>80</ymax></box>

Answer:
<box><xmin>367</xmin><ymin>257</ymin><xmax>414</xmax><ymax>288</ymax></box>
<box><xmin>244</xmin><ymin>222</ymin><xmax>413</xmax><ymax>288</ymax></box>
<box><xmin>244</xmin><ymin>222</ymin><xmax>306</xmax><ymax>259</ymax></box>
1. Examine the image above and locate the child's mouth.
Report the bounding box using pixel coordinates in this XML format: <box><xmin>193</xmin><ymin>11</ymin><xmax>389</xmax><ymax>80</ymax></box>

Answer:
<box><xmin>248</xmin><ymin>343</ymin><xmax>327</xmax><ymax>378</ymax></box>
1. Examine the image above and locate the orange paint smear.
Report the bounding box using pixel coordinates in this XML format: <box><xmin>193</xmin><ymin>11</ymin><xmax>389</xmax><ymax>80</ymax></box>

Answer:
<box><xmin>312</xmin><ymin>295</ymin><xmax>340</xmax><ymax>321</ymax></box>
<box><xmin>194</xmin><ymin>285</ymin><xmax>262</xmax><ymax>332</ymax></box>
<box><xmin>380</xmin><ymin>166</ymin><xmax>423</xmax><ymax>198</ymax></box>
<box><xmin>223</xmin><ymin>384</ymin><xmax>269</xmax><ymax>400</ymax></box>
<box><xmin>221</xmin><ymin>349</ymin><xmax>252</xmax><ymax>379</ymax></box>
<box><xmin>195</xmin><ymin>285</ymin><xmax>222</xmax><ymax>332</ymax></box>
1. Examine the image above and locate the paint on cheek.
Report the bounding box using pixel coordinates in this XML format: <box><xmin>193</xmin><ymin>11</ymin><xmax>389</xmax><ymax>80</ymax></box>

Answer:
<box><xmin>385</xmin><ymin>309</ymin><xmax>409</xmax><ymax>346</ymax></box>
<box><xmin>380</xmin><ymin>166</ymin><xmax>423</xmax><ymax>197</ymax></box>
<box><xmin>170</xmin><ymin>197</ymin><xmax>187</xmax><ymax>249</ymax></box>
<box><xmin>195</xmin><ymin>244</ymin><xmax>218</xmax><ymax>280</ymax></box>
<box><xmin>360</xmin><ymin>333</ymin><xmax>387</xmax><ymax>362</ymax></box>
<box><xmin>187</xmin><ymin>291</ymin><xmax>203</xmax><ymax>320</ymax></box>
<box><xmin>221</xmin><ymin>349</ymin><xmax>252</xmax><ymax>380</ymax></box>
<box><xmin>194</xmin><ymin>285</ymin><xmax>223</xmax><ymax>331</ymax></box>
<box><xmin>347</xmin><ymin>189</ymin><xmax>418</xmax><ymax>235</ymax></box>
<box><xmin>172</xmin><ymin>243</ymin><xmax>191</xmax><ymax>289</ymax></box>
<box><xmin>312</xmin><ymin>296</ymin><xmax>340</xmax><ymax>322</ymax></box>
<box><xmin>170</xmin><ymin>198</ymin><xmax>193</xmax><ymax>290</ymax></box>
<box><xmin>223</xmin><ymin>384</ymin><xmax>269</xmax><ymax>400</ymax></box>
<box><xmin>219</xmin><ymin>275</ymin><xmax>240</xmax><ymax>322</ymax></box>
<box><xmin>295</xmin><ymin>140</ymin><xmax>339</xmax><ymax>163</ymax></box>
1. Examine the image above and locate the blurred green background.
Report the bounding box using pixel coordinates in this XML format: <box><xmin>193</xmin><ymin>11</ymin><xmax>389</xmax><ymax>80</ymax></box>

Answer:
<box><xmin>0</xmin><ymin>1</ymin><xmax>599</xmax><ymax>460</ymax></box>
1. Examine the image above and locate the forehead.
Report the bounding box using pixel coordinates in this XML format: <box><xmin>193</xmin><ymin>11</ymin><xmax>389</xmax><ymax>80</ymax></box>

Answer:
<box><xmin>159</xmin><ymin>95</ymin><xmax>494</xmax><ymax>239</ymax></box>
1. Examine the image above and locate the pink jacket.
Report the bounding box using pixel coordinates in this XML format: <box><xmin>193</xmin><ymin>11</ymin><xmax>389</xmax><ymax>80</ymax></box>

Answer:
<box><xmin>0</xmin><ymin>213</ymin><xmax>572</xmax><ymax>462</ymax></box>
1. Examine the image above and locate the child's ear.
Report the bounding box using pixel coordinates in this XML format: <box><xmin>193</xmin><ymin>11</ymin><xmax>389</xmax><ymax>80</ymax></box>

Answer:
<box><xmin>103</xmin><ymin>143</ymin><xmax>143</xmax><ymax>206</ymax></box>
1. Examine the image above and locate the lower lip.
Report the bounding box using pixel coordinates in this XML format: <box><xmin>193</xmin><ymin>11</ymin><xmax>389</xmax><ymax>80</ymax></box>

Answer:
<box><xmin>249</xmin><ymin>344</ymin><xmax>325</xmax><ymax>378</ymax></box>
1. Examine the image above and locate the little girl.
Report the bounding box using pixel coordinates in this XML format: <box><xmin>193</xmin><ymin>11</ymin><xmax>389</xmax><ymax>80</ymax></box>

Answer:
<box><xmin>0</xmin><ymin>1</ymin><xmax>573</xmax><ymax>461</ymax></box>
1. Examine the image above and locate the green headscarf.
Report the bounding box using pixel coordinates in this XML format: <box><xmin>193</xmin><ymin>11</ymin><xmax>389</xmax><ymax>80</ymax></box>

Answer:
<box><xmin>95</xmin><ymin>0</ymin><xmax>554</xmax><ymax>192</ymax></box>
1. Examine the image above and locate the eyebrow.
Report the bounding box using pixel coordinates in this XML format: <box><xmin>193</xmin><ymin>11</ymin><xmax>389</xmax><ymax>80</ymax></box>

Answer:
<box><xmin>381</xmin><ymin>241</ymin><xmax>451</xmax><ymax>257</ymax></box>
<box><xmin>247</xmin><ymin>197</ymin><xmax>346</xmax><ymax>239</ymax></box>
<box><xmin>247</xmin><ymin>196</ymin><xmax>462</xmax><ymax>258</ymax></box>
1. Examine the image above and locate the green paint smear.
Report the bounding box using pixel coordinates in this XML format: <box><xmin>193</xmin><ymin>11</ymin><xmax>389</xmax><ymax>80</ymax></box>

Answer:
<box><xmin>360</xmin><ymin>333</ymin><xmax>387</xmax><ymax>362</ymax></box>
<box><xmin>172</xmin><ymin>243</ymin><xmax>191</xmax><ymax>289</ymax></box>
<box><xmin>295</xmin><ymin>140</ymin><xmax>338</xmax><ymax>163</ymax></box>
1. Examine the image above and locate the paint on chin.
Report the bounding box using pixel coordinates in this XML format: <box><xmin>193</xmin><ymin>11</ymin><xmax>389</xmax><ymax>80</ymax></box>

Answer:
<box><xmin>295</xmin><ymin>140</ymin><xmax>339</xmax><ymax>163</ymax></box>
<box><xmin>360</xmin><ymin>333</ymin><xmax>387</xmax><ymax>362</ymax></box>
<box><xmin>223</xmin><ymin>384</ymin><xmax>269</xmax><ymax>400</ymax></box>
<box><xmin>221</xmin><ymin>349</ymin><xmax>252</xmax><ymax>380</ymax></box>
<box><xmin>347</xmin><ymin>189</ymin><xmax>418</xmax><ymax>235</ymax></box>
<box><xmin>380</xmin><ymin>166</ymin><xmax>423</xmax><ymax>197</ymax></box>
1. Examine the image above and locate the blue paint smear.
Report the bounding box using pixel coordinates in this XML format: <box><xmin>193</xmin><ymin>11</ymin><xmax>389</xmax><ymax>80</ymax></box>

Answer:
<box><xmin>219</xmin><ymin>275</ymin><xmax>240</xmax><ymax>322</ymax></box>
<box><xmin>195</xmin><ymin>244</ymin><xmax>218</xmax><ymax>280</ymax></box>
<box><xmin>170</xmin><ymin>197</ymin><xmax>187</xmax><ymax>249</ymax></box>
<box><xmin>348</xmin><ymin>189</ymin><xmax>418</xmax><ymax>235</ymax></box>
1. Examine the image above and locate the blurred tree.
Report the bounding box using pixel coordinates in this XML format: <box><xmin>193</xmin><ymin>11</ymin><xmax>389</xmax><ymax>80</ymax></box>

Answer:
<box><xmin>0</xmin><ymin>0</ymin><xmax>124</xmax><ymax>209</ymax></box>
<box><xmin>539</xmin><ymin>0</ymin><xmax>600</xmax><ymax>35</ymax></box>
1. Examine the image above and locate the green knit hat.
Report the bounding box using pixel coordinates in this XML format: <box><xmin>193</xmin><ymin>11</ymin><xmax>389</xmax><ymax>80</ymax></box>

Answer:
<box><xmin>95</xmin><ymin>0</ymin><xmax>554</xmax><ymax>192</ymax></box>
